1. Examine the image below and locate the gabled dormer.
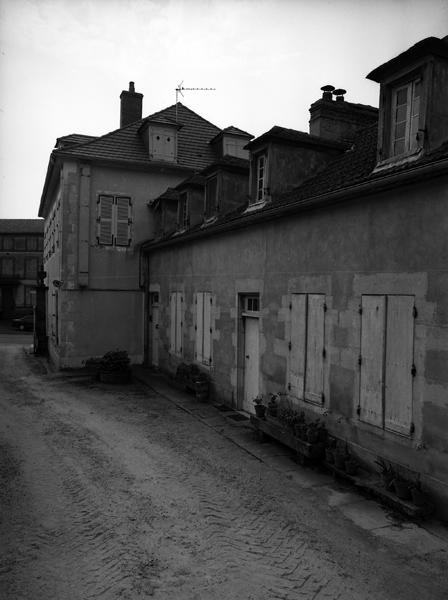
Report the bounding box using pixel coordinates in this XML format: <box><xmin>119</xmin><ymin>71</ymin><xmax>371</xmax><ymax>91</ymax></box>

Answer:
<box><xmin>367</xmin><ymin>36</ymin><xmax>448</xmax><ymax>170</ymax></box>
<box><xmin>201</xmin><ymin>157</ymin><xmax>249</xmax><ymax>223</ymax></box>
<box><xmin>244</xmin><ymin>126</ymin><xmax>347</xmax><ymax>209</ymax></box>
<box><xmin>174</xmin><ymin>175</ymin><xmax>205</xmax><ymax>232</ymax></box>
<box><xmin>209</xmin><ymin>126</ymin><xmax>253</xmax><ymax>160</ymax></box>
<box><xmin>140</xmin><ymin>115</ymin><xmax>182</xmax><ymax>163</ymax></box>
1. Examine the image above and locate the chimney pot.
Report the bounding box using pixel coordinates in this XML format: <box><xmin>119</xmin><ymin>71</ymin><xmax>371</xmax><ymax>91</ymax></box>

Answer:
<box><xmin>321</xmin><ymin>85</ymin><xmax>335</xmax><ymax>101</ymax></box>
<box><xmin>129</xmin><ymin>81</ymin><xmax>135</xmax><ymax>92</ymax></box>
<box><xmin>333</xmin><ymin>88</ymin><xmax>347</xmax><ymax>102</ymax></box>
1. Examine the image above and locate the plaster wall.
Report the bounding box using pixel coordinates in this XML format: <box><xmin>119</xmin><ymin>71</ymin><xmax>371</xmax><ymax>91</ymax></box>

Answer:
<box><xmin>147</xmin><ymin>175</ymin><xmax>448</xmax><ymax>514</ymax></box>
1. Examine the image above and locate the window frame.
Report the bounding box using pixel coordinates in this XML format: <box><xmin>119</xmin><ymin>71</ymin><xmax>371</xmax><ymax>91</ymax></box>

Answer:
<box><xmin>390</xmin><ymin>78</ymin><xmax>421</xmax><ymax>158</ymax></box>
<box><xmin>249</xmin><ymin>151</ymin><xmax>269</xmax><ymax>207</ymax></box>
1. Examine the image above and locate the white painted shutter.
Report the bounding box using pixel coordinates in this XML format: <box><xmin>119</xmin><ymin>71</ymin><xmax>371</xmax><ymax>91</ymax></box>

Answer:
<box><xmin>169</xmin><ymin>293</ymin><xmax>176</xmax><ymax>353</ymax></box>
<box><xmin>359</xmin><ymin>295</ymin><xmax>385</xmax><ymax>427</ymax></box>
<box><xmin>175</xmin><ymin>293</ymin><xmax>183</xmax><ymax>354</ymax></box>
<box><xmin>98</xmin><ymin>195</ymin><xmax>114</xmax><ymax>245</ymax></box>
<box><xmin>304</xmin><ymin>294</ymin><xmax>325</xmax><ymax>403</ymax></box>
<box><xmin>115</xmin><ymin>197</ymin><xmax>131</xmax><ymax>246</ymax></box>
<box><xmin>195</xmin><ymin>293</ymin><xmax>204</xmax><ymax>362</ymax></box>
<box><xmin>203</xmin><ymin>293</ymin><xmax>212</xmax><ymax>365</ymax></box>
<box><xmin>385</xmin><ymin>296</ymin><xmax>414</xmax><ymax>435</ymax></box>
<box><xmin>289</xmin><ymin>294</ymin><xmax>307</xmax><ymax>399</ymax></box>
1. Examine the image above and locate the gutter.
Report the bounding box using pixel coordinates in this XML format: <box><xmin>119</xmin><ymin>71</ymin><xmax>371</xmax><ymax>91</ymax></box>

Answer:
<box><xmin>141</xmin><ymin>156</ymin><xmax>448</xmax><ymax>252</ymax></box>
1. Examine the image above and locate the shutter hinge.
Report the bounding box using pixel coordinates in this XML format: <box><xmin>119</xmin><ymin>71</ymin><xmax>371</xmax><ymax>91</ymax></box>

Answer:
<box><xmin>321</xmin><ymin>392</ymin><xmax>325</xmax><ymax>404</ymax></box>
<box><xmin>323</xmin><ymin>303</ymin><xmax>327</xmax><ymax>312</ymax></box>
<box><xmin>410</xmin><ymin>422</ymin><xmax>415</xmax><ymax>435</ymax></box>
<box><xmin>194</xmin><ymin>325</ymin><xmax>197</xmax><ymax>331</ymax></box>
<box><xmin>322</xmin><ymin>347</ymin><xmax>326</xmax><ymax>359</ymax></box>
<box><xmin>411</xmin><ymin>364</ymin><xmax>417</xmax><ymax>377</ymax></box>
<box><xmin>356</xmin><ymin>405</ymin><xmax>361</xmax><ymax>416</ymax></box>
<box><xmin>358</xmin><ymin>304</ymin><xmax>363</xmax><ymax>315</ymax></box>
<box><xmin>288</xmin><ymin>341</ymin><xmax>292</xmax><ymax>351</ymax></box>
<box><xmin>289</xmin><ymin>302</ymin><xmax>292</xmax><ymax>310</ymax></box>
<box><xmin>358</xmin><ymin>354</ymin><xmax>362</xmax><ymax>366</ymax></box>
<box><xmin>413</xmin><ymin>306</ymin><xmax>418</xmax><ymax>318</ymax></box>
<box><xmin>210</xmin><ymin>297</ymin><xmax>213</xmax><ymax>304</ymax></box>
<box><xmin>287</xmin><ymin>382</ymin><xmax>291</xmax><ymax>391</ymax></box>
<box><xmin>210</xmin><ymin>328</ymin><xmax>212</xmax><ymax>333</ymax></box>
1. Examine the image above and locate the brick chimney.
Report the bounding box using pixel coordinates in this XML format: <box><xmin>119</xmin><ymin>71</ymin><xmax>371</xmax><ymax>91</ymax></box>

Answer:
<box><xmin>309</xmin><ymin>85</ymin><xmax>378</xmax><ymax>143</ymax></box>
<box><xmin>120</xmin><ymin>82</ymin><xmax>143</xmax><ymax>128</ymax></box>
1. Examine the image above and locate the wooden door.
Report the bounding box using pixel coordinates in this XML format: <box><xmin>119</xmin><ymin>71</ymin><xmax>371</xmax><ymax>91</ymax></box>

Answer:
<box><xmin>243</xmin><ymin>316</ymin><xmax>260</xmax><ymax>413</ymax></box>
<box><xmin>359</xmin><ymin>295</ymin><xmax>386</xmax><ymax>427</ymax></box>
<box><xmin>304</xmin><ymin>294</ymin><xmax>325</xmax><ymax>404</ymax></box>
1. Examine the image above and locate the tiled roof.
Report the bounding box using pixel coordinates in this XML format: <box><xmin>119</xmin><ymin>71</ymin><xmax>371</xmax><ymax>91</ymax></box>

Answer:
<box><xmin>56</xmin><ymin>103</ymin><xmax>220</xmax><ymax>171</ymax></box>
<box><xmin>148</xmin><ymin>187</ymin><xmax>180</xmax><ymax>207</ymax></box>
<box><xmin>245</xmin><ymin>126</ymin><xmax>348</xmax><ymax>150</ymax></box>
<box><xmin>56</xmin><ymin>134</ymin><xmax>98</xmax><ymax>148</ymax></box>
<box><xmin>202</xmin><ymin>155</ymin><xmax>250</xmax><ymax>175</ymax></box>
<box><xmin>0</xmin><ymin>219</ymin><xmax>44</xmax><ymax>234</ymax></box>
<box><xmin>146</xmin><ymin>123</ymin><xmax>448</xmax><ymax>248</ymax></box>
<box><xmin>221</xmin><ymin>126</ymin><xmax>253</xmax><ymax>137</ymax></box>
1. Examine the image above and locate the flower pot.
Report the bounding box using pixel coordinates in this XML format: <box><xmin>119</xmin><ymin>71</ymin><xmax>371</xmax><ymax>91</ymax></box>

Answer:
<box><xmin>345</xmin><ymin>460</ymin><xmax>358</xmax><ymax>476</ymax></box>
<box><xmin>334</xmin><ymin>453</ymin><xmax>346</xmax><ymax>470</ymax></box>
<box><xmin>194</xmin><ymin>380</ymin><xmax>209</xmax><ymax>401</ymax></box>
<box><xmin>393</xmin><ymin>480</ymin><xmax>411</xmax><ymax>500</ymax></box>
<box><xmin>325</xmin><ymin>448</ymin><xmax>334</xmax><ymax>464</ymax></box>
<box><xmin>307</xmin><ymin>429</ymin><xmax>319</xmax><ymax>443</ymax></box>
<box><xmin>411</xmin><ymin>487</ymin><xmax>427</xmax><ymax>507</ymax></box>
<box><xmin>254</xmin><ymin>404</ymin><xmax>266</xmax><ymax>419</ymax></box>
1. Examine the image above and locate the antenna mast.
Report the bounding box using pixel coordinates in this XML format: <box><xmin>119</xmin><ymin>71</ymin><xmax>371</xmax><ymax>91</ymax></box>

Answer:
<box><xmin>175</xmin><ymin>81</ymin><xmax>216</xmax><ymax>121</ymax></box>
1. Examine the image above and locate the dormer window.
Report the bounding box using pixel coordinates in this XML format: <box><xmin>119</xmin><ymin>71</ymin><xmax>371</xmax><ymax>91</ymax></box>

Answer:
<box><xmin>391</xmin><ymin>79</ymin><xmax>421</xmax><ymax>156</ymax></box>
<box><xmin>205</xmin><ymin>176</ymin><xmax>218</xmax><ymax>219</ymax></box>
<box><xmin>178</xmin><ymin>192</ymin><xmax>189</xmax><ymax>230</ymax></box>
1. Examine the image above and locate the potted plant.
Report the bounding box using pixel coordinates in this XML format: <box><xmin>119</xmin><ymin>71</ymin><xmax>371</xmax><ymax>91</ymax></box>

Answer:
<box><xmin>267</xmin><ymin>393</ymin><xmax>279</xmax><ymax>417</ymax></box>
<box><xmin>253</xmin><ymin>396</ymin><xmax>266</xmax><ymax>419</ymax></box>
<box><xmin>345</xmin><ymin>456</ymin><xmax>358</xmax><ymax>476</ymax></box>
<box><xmin>393</xmin><ymin>475</ymin><xmax>412</xmax><ymax>501</ymax></box>
<box><xmin>306</xmin><ymin>421</ymin><xmax>320</xmax><ymax>444</ymax></box>
<box><xmin>374</xmin><ymin>458</ymin><xmax>396</xmax><ymax>491</ymax></box>
<box><xmin>98</xmin><ymin>349</ymin><xmax>131</xmax><ymax>383</ymax></box>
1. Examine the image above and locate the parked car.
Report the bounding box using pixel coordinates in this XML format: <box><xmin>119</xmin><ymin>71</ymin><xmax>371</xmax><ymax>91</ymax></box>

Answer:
<box><xmin>11</xmin><ymin>314</ymin><xmax>34</xmax><ymax>331</ymax></box>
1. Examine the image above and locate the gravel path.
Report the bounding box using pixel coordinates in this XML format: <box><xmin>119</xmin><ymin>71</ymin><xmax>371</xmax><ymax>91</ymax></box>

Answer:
<box><xmin>0</xmin><ymin>344</ymin><xmax>447</xmax><ymax>599</ymax></box>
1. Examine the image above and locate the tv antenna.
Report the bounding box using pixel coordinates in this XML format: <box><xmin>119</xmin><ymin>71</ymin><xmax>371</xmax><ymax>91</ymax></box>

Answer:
<box><xmin>175</xmin><ymin>81</ymin><xmax>216</xmax><ymax>121</ymax></box>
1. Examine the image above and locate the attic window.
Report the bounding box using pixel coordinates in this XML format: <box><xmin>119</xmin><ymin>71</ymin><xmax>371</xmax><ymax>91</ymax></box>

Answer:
<box><xmin>391</xmin><ymin>79</ymin><xmax>421</xmax><ymax>156</ymax></box>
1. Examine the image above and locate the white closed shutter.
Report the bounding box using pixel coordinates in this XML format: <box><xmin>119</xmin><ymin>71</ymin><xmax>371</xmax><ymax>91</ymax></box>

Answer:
<box><xmin>115</xmin><ymin>197</ymin><xmax>131</xmax><ymax>246</ymax></box>
<box><xmin>304</xmin><ymin>294</ymin><xmax>325</xmax><ymax>404</ymax></box>
<box><xmin>289</xmin><ymin>294</ymin><xmax>307</xmax><ymax>399</ymax></box>
<box><xmin>203</xmin><ymin>293</ymin><xmax>212</xmax><ymax>365</ymax></box>
<box><xmin>97</xmin><ymin>195</ymin><xmax>114</xmax><ymax>245</ymax></box>
<box><xmin>385</xmin><ymin>296</ymin><xmax>414</xmax><ymax>435</ymax></box>
<box><xmin>195</xmin><ymin>293</ymin><xmax>204</xmax><ymax>362</ymax></box>
<box><xmin>359</xmin><ymin>295</ymin><xmax>385</xmax><ymax>427</ymax></box>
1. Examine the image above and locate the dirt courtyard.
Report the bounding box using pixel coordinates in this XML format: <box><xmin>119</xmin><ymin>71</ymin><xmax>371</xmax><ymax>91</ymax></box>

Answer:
<box><xmin>1</xmin><ymin>344</ymin><xmax>447</xmax><ymax>599</ymax></box>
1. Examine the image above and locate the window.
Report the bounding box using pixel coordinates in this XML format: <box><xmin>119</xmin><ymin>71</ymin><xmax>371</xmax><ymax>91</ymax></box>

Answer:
<box><xmin>205</xmin><ymin>176</ymin><xmax>218</xmax><ymax>219</ymax></box>
<box><xmin>0</xmin><ymin>257</ymin><xmax>14</xmax><ymax>277</ymax></box>
<box><xmin>359</xmin><ymin>295</ymin><xmax>415</xmax><ymax>435</ymax></box>
<box><xmin>25</xmin><ymin>258</ymin><xmax>38</xmax><ymax>279</ymax></box>
<box><xmin>178</xmin><ymin>193</ymin><xmax>189</xmax><ymax>230</ymax></box>
<box><xmin>97</xmin><ymin>195</ymin><xmax>132</xmax><ymax>246</ymax></box>
<box><xmin>14</xmin><ymin>237</ymin><xmax>26</xmax><ymax>251</ymax></box>
<box><xmin>195</xmin><ymin>292</ymin><xmax>213</xmax><ymax>365</ymax></box>
<box><xmin>390</xmin><ymin>79</ymin><xmax>421</xmax><ymax>157</ymax></box>
<box><xmin>255</xmin><ymin>154</ymin><xmax>267</xmax><ymax>203</ymax></box>
<box><xmin>288</xmin><ymin>294</ymin><xmax>326</xmax><ymax>404</ymax></box>
<box><xmin>27</xmin><ymin>237</ymin><xmax>38</xmax><ymax>251</ymax></box>
<box><xmin>2</xmin><ymin>236</ymin><xmax>13</xmax><ymax>251</ymax></box>
<box><xmin>242</xmin><ymin>294</ymin><xmax>260</xmax><ymax>313</ymax></box>
<box><xmin>24</xmin><ymin>286</ymin><xmax>35</xmax><ymax>307</ymax></box>
<box><xmin>169</xmin><ymin>292</ymin><xmax>183</xmax><ymax>355</ymax></box>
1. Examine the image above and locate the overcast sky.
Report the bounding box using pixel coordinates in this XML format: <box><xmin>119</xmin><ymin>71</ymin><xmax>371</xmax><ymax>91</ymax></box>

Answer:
<box><xmin>0</xmin><ymin>0</ymin><xmax>447</xmax><ymax>219</ymax></box>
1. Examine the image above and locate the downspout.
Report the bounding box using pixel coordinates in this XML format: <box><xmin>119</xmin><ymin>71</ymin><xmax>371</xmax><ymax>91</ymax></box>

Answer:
<box><xmin>140</xmin><ymin>246</ymin><xmax>150</xmax><ymax>366</ymax></box>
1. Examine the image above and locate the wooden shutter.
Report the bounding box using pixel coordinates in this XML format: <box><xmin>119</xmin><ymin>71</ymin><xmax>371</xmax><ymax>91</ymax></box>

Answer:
<box><xmin>304</xmin><ymin>294</ymin><xmax>325</xmax><ymax>403</ymax></box>
<box><xmin>169</xmin><ymin>293</ymin><xmax>176</xmax><ymax>353</ymax></box>
<box><xmin>97</xmin><ymin>195</ymin><xmax>114</xmax><ymax>245</ymax></box>
<box><xmin>289</xmin><ymin>294</ymin><xmax>307</xmax><ymax>400</ymax></box>
<box><xmin>385</xmin><ymin>296</ymin><xmax>414</xmax><ymax>435</ymax></box>
<box><xmin>115</xmin><ymin>197</ymin><xmax>131</xmax><ymax>246</ymax></box>
<box><xmin>175</xmin><ymin>293</ymin><xmax>183</xmax><ymax>354</ymax></box>
<box><xmin>195</xmin><ymin>293</ymin><xmax>204</xmax><ymax>362</ymax></box>
<box><xmin>203</xmin><ymin>293</ymin><xmax>212</xmax><ymax>365</ymax></box>
<box><xmin>359</xmin><ymin>295</ymin><xmax>385</xmax><ymax>427</ymax></box>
